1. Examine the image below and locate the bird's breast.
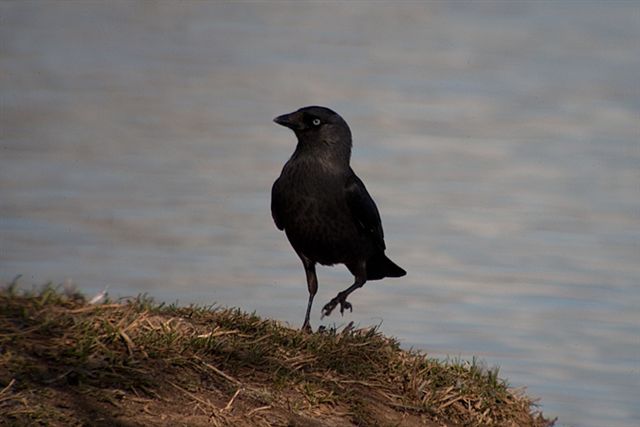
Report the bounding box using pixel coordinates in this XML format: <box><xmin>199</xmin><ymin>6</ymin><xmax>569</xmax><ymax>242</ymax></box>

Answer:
<box><xmin>276</xmin><ymin>174</ymin><xmax>365</xmax><ymax>264</ymax></box>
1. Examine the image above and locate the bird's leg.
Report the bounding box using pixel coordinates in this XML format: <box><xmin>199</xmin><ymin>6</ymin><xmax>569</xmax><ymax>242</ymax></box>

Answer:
<box><xmin>301</xmin><ymin>258</ymin><xmax>317</xmax><ymax>333</ymax></box>
<box><xmin>321</xmin><ymin>273</ymin><xmax>366</xmax><ymax>318</ymax></box>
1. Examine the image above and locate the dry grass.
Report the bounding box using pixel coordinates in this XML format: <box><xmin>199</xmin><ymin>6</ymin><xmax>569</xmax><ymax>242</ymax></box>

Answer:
<box><xmin>0</xmin><ymin>281</ymin><xmax>554</xmax><ymax>426</ymax></box>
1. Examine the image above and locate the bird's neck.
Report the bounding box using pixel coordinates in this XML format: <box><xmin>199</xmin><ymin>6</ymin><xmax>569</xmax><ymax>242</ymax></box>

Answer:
<box><xmin>293</xmin><ymin>144</ymin><xmax>351</xmax><ymax>172</ymax></box>
<box><xmin>293</xmin><ymin>134</ymin><xmax>352</xmax><ymax>169</ymax></box>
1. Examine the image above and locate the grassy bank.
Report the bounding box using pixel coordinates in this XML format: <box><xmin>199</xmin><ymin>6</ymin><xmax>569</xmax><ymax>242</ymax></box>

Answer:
<box><xmin>0</xmin><ymin>283</ymin><xmax>553</xmax><ymax>426</ymax></box>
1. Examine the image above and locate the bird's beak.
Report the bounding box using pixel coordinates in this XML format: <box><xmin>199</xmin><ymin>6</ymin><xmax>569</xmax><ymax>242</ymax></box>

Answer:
<box><xmin>273</xmin><ymin>112</ymin><xmax>299</xmax><ymax>130</ymax></box>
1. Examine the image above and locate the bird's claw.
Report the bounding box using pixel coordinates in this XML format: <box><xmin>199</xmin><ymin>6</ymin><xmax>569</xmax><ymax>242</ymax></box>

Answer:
<box><xmin>339</xmin><ymin>300</ymin><xmax>352</xmax><ymax>315</ymax></box>
<box><xmin>321</xmin><ymin>296</ymin><xmax>352</xmax><ymax>318</ymax></box>
<box><xmin>321</xmin><ymin>299</ymin><xmax>336</xmax><ymax>318</ymax></box>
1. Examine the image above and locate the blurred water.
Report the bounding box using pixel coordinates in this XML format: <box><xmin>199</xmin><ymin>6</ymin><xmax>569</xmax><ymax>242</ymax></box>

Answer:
<box><xmin>1</xmin><ymin>2</ymin><xmax>639</xmax><ymax>426</ymax></box>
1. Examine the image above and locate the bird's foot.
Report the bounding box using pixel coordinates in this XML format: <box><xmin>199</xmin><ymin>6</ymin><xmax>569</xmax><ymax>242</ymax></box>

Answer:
<box><xmin>339</xmin><ymin>299</ymin><xmax>353</xmax><ymax>315</ymax></box>
<box><xmin>301</xmin><ymin>321</ymin><xmax>313</xmax><ymax>334</ymax></box>
<box><xmin>321</xmin><ymin>295</ymin><xmax>353</xmax><ymax>318</ymax></box>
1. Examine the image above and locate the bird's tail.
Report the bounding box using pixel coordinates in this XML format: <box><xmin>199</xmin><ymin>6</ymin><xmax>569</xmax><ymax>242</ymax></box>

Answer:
<box><xmin>366</xmin><ymin>252</ymin><xmax>406</xmax><ymax>281</ymax></box>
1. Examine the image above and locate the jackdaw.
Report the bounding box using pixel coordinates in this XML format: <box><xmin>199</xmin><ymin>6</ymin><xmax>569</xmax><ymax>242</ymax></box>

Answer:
<box><xmin>271</xmin><ymin>106</ymin><xmax>406</xmax><ymax>332</ymax></box>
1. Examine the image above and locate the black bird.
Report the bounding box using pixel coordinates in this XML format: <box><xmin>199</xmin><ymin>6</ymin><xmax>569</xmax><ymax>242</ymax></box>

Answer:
<box><xmin>271</xmin><ymin>106</ymin><xmax>406</xmax><ymax>332</ymax></box>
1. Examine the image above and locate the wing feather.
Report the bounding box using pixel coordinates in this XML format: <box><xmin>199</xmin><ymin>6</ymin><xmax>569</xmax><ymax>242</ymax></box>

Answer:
<box><xmin>271</xmin><ymin>178</ymin><xmax>285</xmax><ymax>230</ymax></box>
<box><xmin>345</xmin><ymin>172</ymin><xmax>385</xmax><ymax>250</ymax></box>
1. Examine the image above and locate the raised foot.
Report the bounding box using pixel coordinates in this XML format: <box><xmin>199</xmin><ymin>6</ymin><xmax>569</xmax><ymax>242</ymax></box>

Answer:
<box><xmin>321</xmin><ymin>295</ymin><xmax>353</xmax><ymax>318</ymax></box>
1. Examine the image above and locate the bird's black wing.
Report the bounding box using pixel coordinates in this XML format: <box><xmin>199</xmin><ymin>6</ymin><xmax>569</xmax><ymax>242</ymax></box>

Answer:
<box><xmin>271</xmin><ymin>178</ymin><xmax>285</xmax><ymax>230</ymax></box>
<box><xmin>345</xmin><ymin>172</ymin><xmax>386</xmax><ymax>250</ymax></box>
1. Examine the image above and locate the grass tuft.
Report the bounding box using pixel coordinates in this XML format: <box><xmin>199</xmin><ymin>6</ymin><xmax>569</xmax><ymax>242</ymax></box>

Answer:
<box><xmin>0</xmin><ymin>282</ymin><xmax>554</xmax><ymax>426</ymax></box>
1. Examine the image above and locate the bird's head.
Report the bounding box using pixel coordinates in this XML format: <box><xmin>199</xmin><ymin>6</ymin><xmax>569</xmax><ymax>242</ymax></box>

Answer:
<box><xmin>273</xmin><ymin>106</ymin><xmax>352</xmax><ymax>156</ymax></box>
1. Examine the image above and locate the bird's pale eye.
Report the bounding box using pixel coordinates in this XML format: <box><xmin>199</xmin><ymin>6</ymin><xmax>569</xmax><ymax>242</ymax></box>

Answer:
<box><xmin>312</xmin><ymin>118</ymin><xmax>321</xmax><ymax>126</ymax></box>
